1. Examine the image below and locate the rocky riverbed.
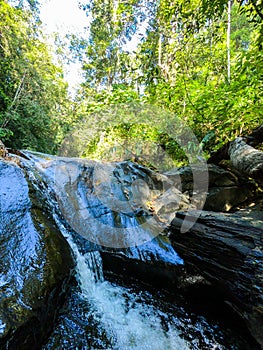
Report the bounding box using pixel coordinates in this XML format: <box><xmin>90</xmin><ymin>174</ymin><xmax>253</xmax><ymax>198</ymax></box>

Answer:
<box><xmin>0</xmin><ymin>151</ymin><xmax>262</xmax><ymax>349</ymax></box>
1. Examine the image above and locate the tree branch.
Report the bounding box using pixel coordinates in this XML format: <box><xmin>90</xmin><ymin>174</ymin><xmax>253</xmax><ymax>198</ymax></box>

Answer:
<box><xmin>1</xmin><ymin>72</ymin><xmax>26</xmax><ymax>128</ymax></box>
<box><xmin>250</xmin><ymin>0</ymin><xmax>263</xmax><ymax>21</ymax></box>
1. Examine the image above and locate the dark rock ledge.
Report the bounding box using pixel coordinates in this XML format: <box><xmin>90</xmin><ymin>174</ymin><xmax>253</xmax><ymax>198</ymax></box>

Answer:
<box><xmin>169</xmin><ymin>210</ymin><xmax>263</xmax><ymax>349</ymax></box>
<box><xmin>0</xmin><ymin>160</ymin><xmax>74</xmax><ymax>350</ymax></box>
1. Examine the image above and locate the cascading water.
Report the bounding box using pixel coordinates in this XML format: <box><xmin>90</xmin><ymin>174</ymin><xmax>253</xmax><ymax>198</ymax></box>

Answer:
<box><xmin>21</xmin><ymin>152</ymin><xmax>256</xmax><ymax>350</ymax></box>
<box><xmin>24</xmin><ymin>157</ymin><xmax>189</xmax><ymax>349</ymax></box>
<box><xmin>56</xmin><ymin>218</ymin><xmax>190</xmax><ymax>350</ymax></box>
<box><xmin>49</xmin><ymin>216</ymin><xmax>245</xmax><ymax>350</ymax></box>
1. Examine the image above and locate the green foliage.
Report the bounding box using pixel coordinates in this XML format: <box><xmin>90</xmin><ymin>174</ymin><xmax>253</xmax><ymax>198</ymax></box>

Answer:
<box><xmin>0</xmin><ymin>127</ymin><xmax>13</xmax><ymax>140</ymax></box>
<box><xmin>82</xmin><ymin>121</ymin><xmax>187</xmax><ymax>169</ymax></box>
<box><xmin>79</xmin><ymin>0</ymin><xmax>157</xmax><ymax>88</ymax></box>
<box><xmin>0</xmin><ymin>0</ymin><xmax>69</xmax><ymax>152</ymax></box>
<box><xmin>1</xmin><ymin>0</ymin><xmax>262</xmax><ymax>161</ymax></box>
<box><xmin>75</xmin><ymin>0</ymin><xmax>261</xmax><ymax>162</ymax></box>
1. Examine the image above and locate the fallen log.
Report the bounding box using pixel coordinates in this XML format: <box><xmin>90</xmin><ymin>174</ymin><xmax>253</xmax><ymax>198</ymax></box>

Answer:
<box><xmin>229</xmin><ymin>137</ymin><xmax>263</xmax><ymax>185</ymax></box>
<box><xmin>208</xmin><ymin>124</ymin><xmax>263</xmax><ymax>167</ymax></box>
<box><xmin>169</xmin><ymin>210</ymin><xmax>263</xmax><ymax>348</ymax></box>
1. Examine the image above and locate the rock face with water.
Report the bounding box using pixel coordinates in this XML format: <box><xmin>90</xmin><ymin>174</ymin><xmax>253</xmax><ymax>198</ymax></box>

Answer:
<box><xmin>169</xmin><ymin>210</ymin><xmax>263</xmax><ymax>348</ymax></box>
<box><xmin>34</xmin><ymin>155</ymin><xmax>189</xmax><ymax>249</ymax></box>
<box><xmin>0</xmin><ymin>160</ymin><xmax>74</xmax><ymax>349</ymax></box>
<box><xmin>1</xmin><ymin>150</ymin><xmax>262</xmax><ymax>349</ymax></box>
<box><xmin>21</xmin><ymin>152</ymin><xmax>189</xmax><ymax>290</ymax></box>
<box><xmin>101</xmin><ymin>235</ymin><xmax>185</xmax><ymax>290</ymax></box>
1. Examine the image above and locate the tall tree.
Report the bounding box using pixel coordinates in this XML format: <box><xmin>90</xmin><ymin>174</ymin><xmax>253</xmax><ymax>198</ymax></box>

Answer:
<box><xmin>71</xmin><ymin>0</ymin><xmax>261</xmax><ymax>160</ymax></box>
<box><xmin>80</xmin><ymin>0</ymin><xmax>156</xmax><ymax>89</ymax></box>
<box><xmin>0</xmin><ymin>0</ymin><xmax>69</xmax><ymax>151</ymax></box>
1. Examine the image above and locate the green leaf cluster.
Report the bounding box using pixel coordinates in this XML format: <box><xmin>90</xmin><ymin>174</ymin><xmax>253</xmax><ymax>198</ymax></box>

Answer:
<box><xmin>0</xmin><ymin>0</ymin><xmax>69</xmax><ymax>152</ymax></box>
<box><xmin>69</xmin><ymin>0</ymin><xmax>262</xmax><ymax>163</ymax></box>
<box><xmin>2</xmin><ymin>0</ymin><xmax>261</xmax><ymax>161</ymax></box>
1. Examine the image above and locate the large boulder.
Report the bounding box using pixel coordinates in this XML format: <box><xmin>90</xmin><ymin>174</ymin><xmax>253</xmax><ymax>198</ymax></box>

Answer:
<box><xmin>165</xmin><ymin>164</ymin><xmax>252</xmax><ymax>211</ymax></box>
<box><xmin>22</xmin><ymin>152</ymin><xmax>189</xmax><ymax>249</ymax></box>
<box><xmin>169</xmin><ymin>210</ymin><xmax>263</xmax><ymax>348</ymax></box>
<box><xmin>22</xmin><ymin>152</ymin><xmax>188</xmax><ymax>290</ymax></box>
<box><xmin>164</xmin><ymin>163</ymin><xmax>239</xmax><ymax>190</ymax></box>
<box><xmin>204</xmin><ymin>186</ymin><xmax>249</xmax><ymax>212</ymax></box>
<box><xmin>0</xmin><ymin>160</ymin><xmax>74</xmax><ymax>349</ymax></box>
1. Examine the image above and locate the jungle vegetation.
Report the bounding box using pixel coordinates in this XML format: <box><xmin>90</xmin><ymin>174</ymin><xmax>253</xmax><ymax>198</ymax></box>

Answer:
<box><xmin>1</xmin><ymin>0</ymin><xmax>262</xmax><ymax>165</ymax></box>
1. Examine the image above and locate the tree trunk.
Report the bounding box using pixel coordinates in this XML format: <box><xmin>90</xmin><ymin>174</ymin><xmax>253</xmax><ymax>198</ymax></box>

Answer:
<box><xmin>169</xmin><ymin>210</ymin><xmax>263</xmax><ymax>348</ymax></box>
<box><xmin>228</xmin><ymin>137</ymin><xmax>263</xmax><ymax>185</ymax></box>
<box><xmin>208</xmin><ymin>124</ymin><xmax>263</xmax><ymax>166</ymax></box>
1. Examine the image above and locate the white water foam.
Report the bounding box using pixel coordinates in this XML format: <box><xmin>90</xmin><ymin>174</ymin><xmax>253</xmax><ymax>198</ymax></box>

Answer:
<box><xmin>54</xmin><ymin>217</ymin><xmax>190</xmax><ymax>350</ymax></box>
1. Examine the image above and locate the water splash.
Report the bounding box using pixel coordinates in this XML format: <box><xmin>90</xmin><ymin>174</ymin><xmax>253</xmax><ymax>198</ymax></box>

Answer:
<box><xmin>53</xmin><ymin>215</ymin><xmax>189</xmax><ymax>350</ymax></box>
<box><xmin>23</xmin><ymin>154</ymin><xmax>250</xmax><ymax>350</ymax></box>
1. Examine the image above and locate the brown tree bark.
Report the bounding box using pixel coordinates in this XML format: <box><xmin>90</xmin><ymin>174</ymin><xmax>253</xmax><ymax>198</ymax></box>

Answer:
<box><xmin>0</xmin><ymin>140</ymin><xmax>8</xmax><ymax>158</ymax></box>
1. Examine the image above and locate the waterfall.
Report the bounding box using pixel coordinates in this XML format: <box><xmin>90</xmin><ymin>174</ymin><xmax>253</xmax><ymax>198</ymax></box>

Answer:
<box><xmin>25</xmin><ymin>158</ymin><xmax>190</xmax><ymax>349</ymax></box>
<box><xmin>54</xmin><ymin>216</ymin><xmax>190</xmax><ymax>350</ymax></box>
<box><xmin>23</xmin><ymin>154</ymin><xmax>243</xmax><ymax>350</ymax></box>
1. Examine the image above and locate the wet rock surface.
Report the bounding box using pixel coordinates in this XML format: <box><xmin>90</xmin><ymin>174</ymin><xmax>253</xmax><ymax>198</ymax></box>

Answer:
<box><xmin>169</xmin><ymin>210</ymin><xmax>263</xmax><ymax>348</ymax></box>
<box><xmin>23</xmin><ymin>151</ymin><xmax>189</xmax><ymax>254</ymax></box>
<box><xmin>0</xmin><ymin>160</ymin><xmax>74</xmax><ymax>349</ymax></box>
<box><xmin>100</xmin><ymin>235</ymin><xmax>185</xmax><ymax>291</ymax></box>
<box><xmin>165</xmin><ymin>164</ymin><xmax>253</xmax><ymax>211</ymax></box>
<box><xmin>1</xmin><ymin>150</ymin><xmax>262</xmax><ymax>349</ymax></box>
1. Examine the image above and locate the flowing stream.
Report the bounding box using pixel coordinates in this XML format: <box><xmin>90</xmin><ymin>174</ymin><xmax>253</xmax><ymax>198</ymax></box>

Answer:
<box><xmin>22</xmin><ymin>152</ymin><xmax>256</xmax><ymax>350</ymax></box>
<box><xmin>62</xmin><ymin>230</ymin><xmax>190</xmax><ymax>350</ymax></box>
<box><xmin>44</xmin><ymin>216</ymin><xmax>246</xmax><ymax>350</ymax></box>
